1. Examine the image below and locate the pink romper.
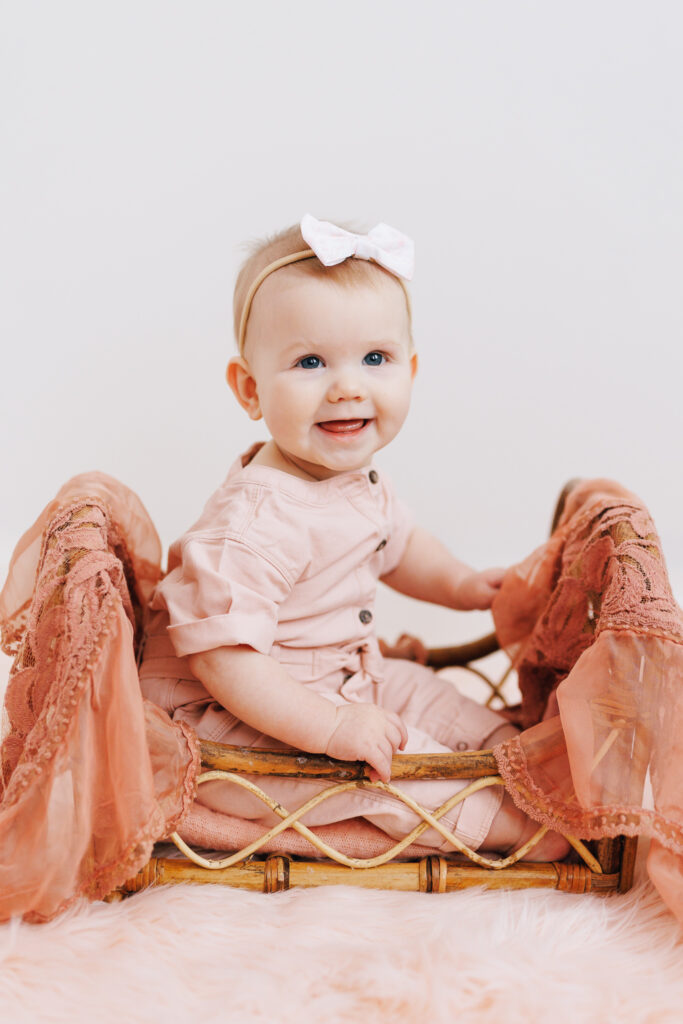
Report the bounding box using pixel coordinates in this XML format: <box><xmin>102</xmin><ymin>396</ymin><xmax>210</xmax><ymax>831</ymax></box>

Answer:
<box><xmin>140</xmin><ymin>446</ymin><xmax>505</xmax><ymax>850</ymax></box>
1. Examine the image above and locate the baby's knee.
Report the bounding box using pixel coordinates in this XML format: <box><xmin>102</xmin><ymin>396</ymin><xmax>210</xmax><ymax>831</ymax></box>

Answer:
<box><xmin>482</xmin><ymin>722</ymin><xmax>519</xmax><ymax>747</ymax></box>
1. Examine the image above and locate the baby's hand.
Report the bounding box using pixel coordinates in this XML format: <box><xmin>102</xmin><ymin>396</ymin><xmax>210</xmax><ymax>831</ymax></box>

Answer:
<box><xmin>455</xmin><ymin>567</ymin><xmax>507</xmax><ymax>610</ymax></box>
<box><xmin>378</xmin><ymin>633</ymin><xmax>428</xmax><ymax>664</ymax></box>
<box><xmin>324</xmin><ymin>703</ymin><xmax>408</xmax><ymax>783</ymax></box>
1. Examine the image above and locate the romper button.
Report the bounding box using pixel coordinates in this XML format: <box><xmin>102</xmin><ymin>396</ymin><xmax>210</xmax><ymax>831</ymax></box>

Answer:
<box><xmin>359</xmin><ymin>609</ymin><xmax>373</xmax><ymax>624</ymax></box>
<box><xmin>368</xmin><ymin>470</ymin><xmax>379</xmax><ymax>484</ymax></box>
<box><xmin>456</xmin><ymin>741</ymin><xmax>469</xmax><ymax>751</ymax></box>
<box><xmin>375</xmin><ymin>539</ymin><xmax>387</xmax><ymax>551</ymax></box>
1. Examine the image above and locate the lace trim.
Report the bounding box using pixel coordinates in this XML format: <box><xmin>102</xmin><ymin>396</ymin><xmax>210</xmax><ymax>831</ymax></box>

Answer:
<box><xmin>23</xmin><ymin>832</ymin><xmax>159</xmax><ymax>924</ymax></box>
<box><xmin>0</xmin><ymin>600</ymin><xmax>30</xmax><ymax>656</ymax></box>
<box><xmin>2</xmin><ymin>579</ymin><xmax>123</xmax><ymax>804</ymax></box>
<box><xmin>1</xmin><ymin>499</ymin><xmax>148</xmax><ymax>792</ymax></box>
<box><xmin>1</xmin><ymin>497</ymin><xmax>199</xmax><ymax>920</ymax></box>
<box><xmin>169</xmin><ymin>720</ymin><xmax>201</xmax><ymax>831</ymax></box>
<box><xmin>595</xmin><ymin>624</ymin><xmax>683</xmax><ymax>647</ymax></box>
<box><xmin>22</xmin><ymin>734</ymin><xmax>200</xmax><ymax>922</ymax></box>
<box><xmin>494</xmin><ymin>736</ymin><xmax>683</xmax><ymax>854</ymax></box>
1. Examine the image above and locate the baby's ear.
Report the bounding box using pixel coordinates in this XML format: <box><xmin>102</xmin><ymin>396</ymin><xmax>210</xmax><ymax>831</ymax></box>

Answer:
<box><xmin>410</xmin><ymin>349</ymin><xmax>418</xmax><ymax>380</ymax></box>
<box><xmin>226</xmin><ymin>357</ymin><xmax>262</xmax><ymax>420</ymax></box>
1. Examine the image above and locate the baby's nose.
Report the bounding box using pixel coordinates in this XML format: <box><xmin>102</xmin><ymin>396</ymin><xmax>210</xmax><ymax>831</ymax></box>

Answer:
<box><xmin>327</xmin><ymin>367</ymin><xmax>367</xmax><ymax>402</ymax></box>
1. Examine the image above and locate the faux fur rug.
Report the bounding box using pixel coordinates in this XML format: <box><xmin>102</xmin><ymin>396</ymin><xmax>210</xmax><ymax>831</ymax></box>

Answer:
<box><xmin>1</xmin><ymin>655</ymin><xmax>682</xmax><ymax>1023</ymax></box>
<box><xmin>1</xmin><ymin>866</ymin><xmax>681</xmax><ymax>1023</ymax></box>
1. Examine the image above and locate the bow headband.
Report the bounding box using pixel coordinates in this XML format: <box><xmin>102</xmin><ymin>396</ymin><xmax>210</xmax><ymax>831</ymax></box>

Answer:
<box><xmin>237</xmin><ymin>214</ymin><xmax>414</xmax><ymax>354</ymax></box>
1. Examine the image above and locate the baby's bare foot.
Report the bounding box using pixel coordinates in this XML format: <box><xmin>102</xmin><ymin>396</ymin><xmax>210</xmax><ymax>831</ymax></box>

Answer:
<box><xmin>481</xmin><ymin>791</ymin><xmax>570</xmax><ymax>861</ymax></box>
<box><xmin>510</xmin><ymin>817</ymin><xmax>570</xmax><ymax>862</ymax></box>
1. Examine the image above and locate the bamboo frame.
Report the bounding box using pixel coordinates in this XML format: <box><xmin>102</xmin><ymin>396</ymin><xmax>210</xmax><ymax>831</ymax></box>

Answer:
<box><xmin>111</xmin><ymin>646</ymin><xmax>636</xmax><ymax>900</ymax></box>
<box><xmin>114</xmin><ymin>853</ymin><xmax>620</xmax><ymax>896</ymax></box>
<box><xmin>115</xmin><ymin>658</ymin><xmax>635</xmax><ymax>899</ymax></box>
<box><xmin>199</xmin><ymin>742</ymin><xmax>499</xmax><ymax>780</ymax></box>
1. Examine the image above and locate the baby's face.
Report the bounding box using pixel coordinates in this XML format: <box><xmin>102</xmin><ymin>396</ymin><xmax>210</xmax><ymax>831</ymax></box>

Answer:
<box><xmin>239</xmin><ymin>271</ymin><xmax>416</xmax><ymax>479</ymax></box>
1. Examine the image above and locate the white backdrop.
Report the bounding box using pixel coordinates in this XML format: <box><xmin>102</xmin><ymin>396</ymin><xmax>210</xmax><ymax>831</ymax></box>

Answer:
<box><xmin>2</xmin><ymin>1</ymin><xmax>681</xmax><ymax>646</ymax></box>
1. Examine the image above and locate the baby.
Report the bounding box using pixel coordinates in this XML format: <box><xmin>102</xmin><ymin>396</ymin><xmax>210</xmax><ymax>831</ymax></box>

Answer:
<box><xmin>140</xmin><ymin>215</ymin><xmax>568</xmax><ymax>860</ymax></box>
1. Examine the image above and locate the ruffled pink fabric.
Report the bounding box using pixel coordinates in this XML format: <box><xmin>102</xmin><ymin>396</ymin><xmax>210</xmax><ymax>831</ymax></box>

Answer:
<box><xmin>0</xmin><ymin>475</ymin><xmax>199</xmax><ymax>923</ymax></box>
<box><xmin>491</xmin><ymin>479</ymin><xmax>683</xmax><ymax>922</ymax></box>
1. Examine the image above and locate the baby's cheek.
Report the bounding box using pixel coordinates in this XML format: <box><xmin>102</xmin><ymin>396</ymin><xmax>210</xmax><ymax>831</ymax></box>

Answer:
<box><xmin>383</xmin><ymin>384</ymin><xmax>413</xmax><ymax>425</ymax></box>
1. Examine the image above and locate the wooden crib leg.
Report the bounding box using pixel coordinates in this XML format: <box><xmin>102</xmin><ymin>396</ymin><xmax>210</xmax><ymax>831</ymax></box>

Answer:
<box><xmin>107</xmin><ymin>854</ymin><xmax>622</xmax><ymax>898</ymax></box>
<box><xmin>591</xmin><ymin>835</ymin><xmax>638</xmax><ymax>894</ymax></box>
<box><xmin>618</xmin><ymin>836</ymin><xmax>639</xmax><ymax>892</ymax></box>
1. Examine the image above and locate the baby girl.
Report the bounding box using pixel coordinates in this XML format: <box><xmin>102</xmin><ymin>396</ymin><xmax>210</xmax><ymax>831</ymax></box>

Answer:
<box><xmin>140</xmin><ymin>215</ymin><xmax>568</xmax><ymax>859</ymax></box>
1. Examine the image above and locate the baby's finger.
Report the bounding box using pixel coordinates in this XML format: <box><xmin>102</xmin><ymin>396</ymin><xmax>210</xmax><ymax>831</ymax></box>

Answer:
<box><xmin>387</xmin><ymin>711</ymin><xmax>409</xmax><ymax>749</ymax></box>
<box><xmin>485</xmin><ymin>567</ymin><xmax>507</xmax><ymax>588</ymax></box>
<box><xmin>385</xmin><ymin>722</ymin><xmax>401</xmax><ymax>751</ymax></box>
<box><xmin>386</xmin><ymin>720</ymin><xmax>406</xmax><ymax>753</ymax></box>
<box><xmin>380</xmin><ymin>736</ymin><xmax>395</xmax><ymax>771</ymax></box>
<box><xmin>368</xmin><ymin>743</ymin><xmax>392</xmax><ymax>783</ymax></box>
<box><xmin>396</xmin><ymin>633</ymin><xmax>428</xmax><ymax>664</ymax></box>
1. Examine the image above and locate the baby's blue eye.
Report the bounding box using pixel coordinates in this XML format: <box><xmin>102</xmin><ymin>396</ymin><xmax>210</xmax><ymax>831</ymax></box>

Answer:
<box><xmin>363</xmin><ymin>351</ymin><xmax>385</xmax><ymax>366</ymax></box>
<box><xmin>297</xmin><ymin>355</ymin><xmax>323</xmax><ymax>369</ymax></box>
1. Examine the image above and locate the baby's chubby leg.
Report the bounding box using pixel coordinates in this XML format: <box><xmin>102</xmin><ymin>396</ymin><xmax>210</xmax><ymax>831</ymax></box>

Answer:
<box><xmin>479</xmin><ymin>723</ymin><xmax>570</xmax><ymax>861</ymax></box>
<box><xmin>375</xmin><ymin>657</ymin><xmax>511</xmax><ymax>753</ymax></box>
<box><xmin>378</xmin><ymin>660</ymin><xmax>570</xmax><ymax>860</ymax></box>
<box><xmin>377</xmin><ymin>719</ymin><xmax>570</xmax><ymax>859</ymax></box>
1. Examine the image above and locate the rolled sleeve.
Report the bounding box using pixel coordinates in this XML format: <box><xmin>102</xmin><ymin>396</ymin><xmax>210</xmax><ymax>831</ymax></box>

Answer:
<box><xmin>157</xmin><ymin>535</ymin><xmax>293</xmax><ymax>658</ymax></box>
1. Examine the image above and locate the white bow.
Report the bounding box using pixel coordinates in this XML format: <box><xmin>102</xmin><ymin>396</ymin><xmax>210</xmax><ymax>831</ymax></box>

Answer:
<box><xmin>300</xmin><ymin>214</ymin><xmax>414</xmax><ymax>281</ymax></box>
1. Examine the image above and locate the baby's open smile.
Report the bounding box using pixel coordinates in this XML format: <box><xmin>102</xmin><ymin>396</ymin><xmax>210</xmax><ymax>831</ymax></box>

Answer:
<box><xmin>315</xmin><ymin>417</ymin><xmax>371</xmax><ymax>436</ymax></box>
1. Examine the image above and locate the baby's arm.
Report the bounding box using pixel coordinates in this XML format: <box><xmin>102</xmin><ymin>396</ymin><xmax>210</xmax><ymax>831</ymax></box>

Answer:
<box><xmin>381</xmin><ymin>525</ymin><xmax>505</xmax><ymax>611</ymax></box>
<box><xmin>187</xmin><ymin>646</ymin><xmax>408</xmax><ymax>782</ymax></box>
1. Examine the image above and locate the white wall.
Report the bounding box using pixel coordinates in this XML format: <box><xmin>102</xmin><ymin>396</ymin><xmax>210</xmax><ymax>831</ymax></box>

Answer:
<box><xmin>2</xmin><ymin>1</ymin><xmax>681</xmax><ymax>646</ymax></box>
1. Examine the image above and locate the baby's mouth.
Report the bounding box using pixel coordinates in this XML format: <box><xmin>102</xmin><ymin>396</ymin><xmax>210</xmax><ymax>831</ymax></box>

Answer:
<box><xmin>316</xmin><ymin>419</ymin><xmax>369</xmax><ymax>434</ymax></box>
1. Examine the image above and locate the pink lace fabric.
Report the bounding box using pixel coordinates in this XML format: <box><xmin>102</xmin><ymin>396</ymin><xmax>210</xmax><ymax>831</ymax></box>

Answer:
<box><xmin>492</xmin><ymin>479</ymin><xmax>683</xmax><ymax>923</ymax></box>
<box><xmin>0</xmin><ymin>474</ymin><xmax>199</xmax><ymax>923</ymax></box>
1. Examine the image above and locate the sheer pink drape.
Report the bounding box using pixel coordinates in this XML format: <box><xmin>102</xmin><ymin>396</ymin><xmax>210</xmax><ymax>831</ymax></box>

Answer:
<box><xmin>491</xmin><ymin>479</ymin><xmax>683</xmax><ymax>922</ymax></box>
<box><xmin>0</xmin><ymin>475</ymin><xmax>198</xmax><ymax>922</ymax></box>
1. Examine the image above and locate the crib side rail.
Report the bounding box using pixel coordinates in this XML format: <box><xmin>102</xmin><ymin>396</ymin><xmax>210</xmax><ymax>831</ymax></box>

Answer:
<box><xmin>199</xmin><ymin>741</ymin><xmax>498</xmax><ymax>780</ymax></box>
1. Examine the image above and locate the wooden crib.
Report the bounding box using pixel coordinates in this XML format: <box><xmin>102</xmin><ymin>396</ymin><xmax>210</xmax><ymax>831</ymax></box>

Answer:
<box><xmin>105</xmin><ymin>480</ymin><xmax>638</xmax><ymax>900</ymax></box>
<box><xmin>112</xmin><ymin>629</ymin><xmax>638</xmax><ymax>899</ymax></box>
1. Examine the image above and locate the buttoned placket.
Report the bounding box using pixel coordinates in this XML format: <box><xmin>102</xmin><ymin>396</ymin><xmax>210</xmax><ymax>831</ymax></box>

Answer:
<box><xmin>350</xmin><ymin>469</ymin><xmax>380</xmax><ymax>645</ymax></box>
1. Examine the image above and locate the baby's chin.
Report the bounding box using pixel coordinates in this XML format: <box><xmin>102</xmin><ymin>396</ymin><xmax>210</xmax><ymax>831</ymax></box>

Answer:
<box><xmin>279</xmin><ymin>422</ymin><xmax>399</xmax><ymax>478</ymax></box>
<box><xmin>306</xmin><ymin>455</ymin><xmax>372</xmax><ymax>479</ymax></box>
<box><xmin>287</xmin><ymin>445</ymin><xmax>376</xmax><ymax>480</ymax></box>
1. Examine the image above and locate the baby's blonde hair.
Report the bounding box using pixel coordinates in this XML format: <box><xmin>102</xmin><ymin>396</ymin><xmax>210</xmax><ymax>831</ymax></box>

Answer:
<box><xmin>233</xmin><ymin>222</ymin><xmax>413</xmax><ymax>351</ymax></box>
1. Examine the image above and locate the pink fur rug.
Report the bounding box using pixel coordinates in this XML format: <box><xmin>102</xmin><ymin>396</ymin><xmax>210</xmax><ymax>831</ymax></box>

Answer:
<box><xmin>1</xmin><ymin>864</ymin><xmax>681</xmax><ymax>1023</ymax></box>
<box><xmin>1</xmin><ymin>655</ymin><xmax>682</xmax><ymax>1023</ymax></box>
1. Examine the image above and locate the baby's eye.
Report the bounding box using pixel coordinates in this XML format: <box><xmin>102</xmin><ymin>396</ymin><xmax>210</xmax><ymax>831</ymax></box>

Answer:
<box><xmin>363</xmin><ymin>351</ymin><xmax>385</xmax><ymax>366</ymax></box>
<box><xmin>296</xmin><ymin>355</ymin><xmax>323</xmax><ymax>369</ymax></box>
